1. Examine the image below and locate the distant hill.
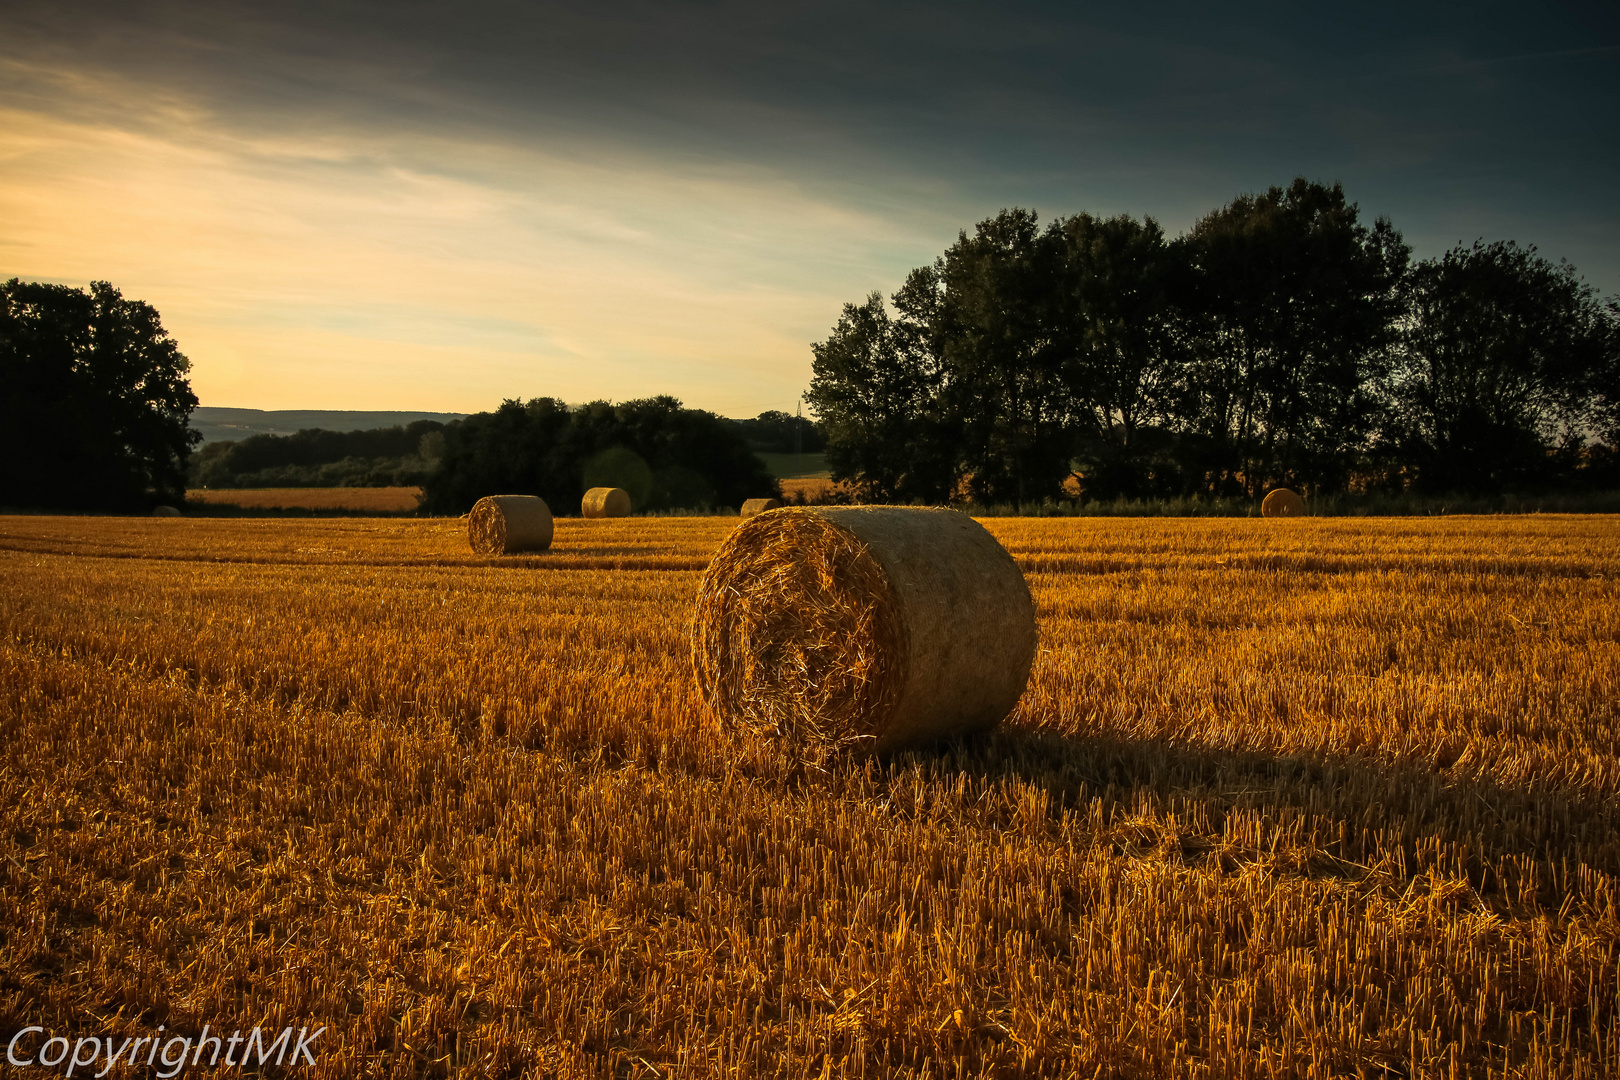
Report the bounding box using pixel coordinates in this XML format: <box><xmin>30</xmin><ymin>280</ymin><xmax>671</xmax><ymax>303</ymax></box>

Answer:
<box><xmin>192</xmin><ymin>407</ymin><xmax>468</xmax><ymax>444</ymax></box>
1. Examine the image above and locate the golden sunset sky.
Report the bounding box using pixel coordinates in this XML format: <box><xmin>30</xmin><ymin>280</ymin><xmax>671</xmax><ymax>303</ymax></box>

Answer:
<box><xmin>3</xmin><ymin>2</ymin><xmax>1616</xmax><ymax>417</ymax></box>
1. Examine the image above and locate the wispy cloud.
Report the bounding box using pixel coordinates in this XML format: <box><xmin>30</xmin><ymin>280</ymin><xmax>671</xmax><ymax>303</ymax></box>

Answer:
<box><xmin>0</xmin><ymin>58</ymin><xmax>947</xmax><ymax>413</ymax></box>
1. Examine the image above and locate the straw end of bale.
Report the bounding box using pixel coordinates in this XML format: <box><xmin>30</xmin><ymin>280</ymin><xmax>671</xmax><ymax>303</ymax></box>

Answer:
<box><xmin>468</xmin><ymin>495</ymin><xmax>554</xmax><ymax>554</ymax></box>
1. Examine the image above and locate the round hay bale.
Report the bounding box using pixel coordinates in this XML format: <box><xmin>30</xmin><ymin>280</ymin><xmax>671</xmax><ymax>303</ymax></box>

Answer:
<box><xmin>584</xmin><ymin>446</ymin><xmax>653</xmax><ymax>508</ymax></box>
<box><xmin>468</xmin><ymin>495</ymin><xmax>553</xmax><ymax>554</ymax></box>
<box><xmin>151</xmin><ymin>505</ymin><xmax>181</xmax><ymax>517</ymax></box>
<box><xmin>739</xmin><ymin>497</ymin><xmax>783</xmax><ymax>518</ymax></box>
<box><xmin>1261</xmin><ymin>488</ymin><xmax>1306</xmax><ymax>518</ymax></box>
<box><xmin>582</xmin><ymin>486</ymin><xmax>631</xmax><ymax>518</ymax></box>
<box><xmin>692</xmin><ymin>506</ymin><xmax>1037</xmax><ymax>757</ymax></box>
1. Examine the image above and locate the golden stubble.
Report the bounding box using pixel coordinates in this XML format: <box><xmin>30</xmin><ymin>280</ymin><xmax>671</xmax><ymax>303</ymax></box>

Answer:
<box><xmin>1</xmin><ymin>513</ymin><xmax>1617</xmax><ymax>1077</ymax></box>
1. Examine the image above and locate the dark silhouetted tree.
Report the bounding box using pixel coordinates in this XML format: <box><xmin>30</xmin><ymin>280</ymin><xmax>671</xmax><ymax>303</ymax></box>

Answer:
<box><xmin>929</xmin><ymin>209</ymin><xmax>1072</xmax><ymax>503</ymax></box>
<box><xmin>806</xmin><ymin>180</ymin><xmax>1619</xmax><ymax>506</ymax></box>
<box><xmin>806</xmin><ymin>291</ymin><xmax>954</xmax><ymax>501</ymax></box>
<box><xmin>1177</xmin><ymin>179</ymin><xmax>1408</xmax><ymax>495</ymax></box>
<box><xmin>1051</xmin><ymin>212</ymin><xmax>1183</xmax><ymax>498</ymax></box>
<box><xmin>418</xmin><ymin>397</ymin><xmax>576</xmax><ymax>514</ymax></box>
<box><xmin>1</xmin><ymin>279</ymin><xmax>199</xmax><ymax>510</ymax></box>
<box><xmin>189</xmin><ymin>419</ymin><xmax>447</xmax><ymax>488</ymax></box>
<box><xmin>729</xmin><ymin>410</ymin><xmax>824</xmax><ymax>454</ymax></box>
<box><xmin>420</xmin><ymin>396</ymin><xmax>777</xmax><ymax>514</ymax></box>
<box><xmin>1386</xmin><ymin>241</ymin><xmax>1617</xmax><ymax>493</ymax></box>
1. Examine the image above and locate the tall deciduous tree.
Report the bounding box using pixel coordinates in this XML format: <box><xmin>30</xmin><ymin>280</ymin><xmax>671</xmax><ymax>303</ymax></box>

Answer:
<box><xmin>1388</xmin><ymin>241</ymin><xmax>1617</xmax><ymax>493</ymax></box>
<box><xmin>1597</xmin><ymin>298</ymin><xmax>1620</xmax><ymax>449</ymax></box>
<box><xmin>1178</xmin><ymin>179</ymin><xmax>1408</xmax><ymax>495</ymax></box>
<box><xmin>806</xmin><ymin>291</ymin><xmax>952</xmax><ymax>502</ymax></box>
<box><xmin>1</xmin><ymin>279</ymin><xmax>199</xmax><ymax>510</ymax></box>
<box><xmin>928</xmin><ymin>209</ymin><xmax>1071</xmax><ymax>503</ymax></box>
<box><xmin>1051</xmin><ymin>212</ymin><xmax>1182</xmax><ymax>498</ymax></box>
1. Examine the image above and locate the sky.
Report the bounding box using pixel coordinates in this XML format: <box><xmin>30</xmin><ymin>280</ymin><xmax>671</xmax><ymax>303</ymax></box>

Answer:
<box><xmin>2</xmin><ymin>1</ymin><xmax>1617</xmax><ymax>418</ymax></box>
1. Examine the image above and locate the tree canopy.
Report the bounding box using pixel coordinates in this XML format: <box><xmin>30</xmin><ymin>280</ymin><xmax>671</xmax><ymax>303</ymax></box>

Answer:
<box><xmin>1385</xmin><ymin>241</ymin><xmax>1616</xmax><ymax>493</ymax></box>
<box><xmin>808</xmin><ymin>180</ymin><xmax>1618</xmax><ymax>502</ymax></box>
<box><xmin>1177</xmin><ymin>179</ymin><xmax>1409</xmax><ymax>496</ymax></box>
<box><xmin>2</xmin><ymin>279</ymin><xmax>199</xmax><ymax>510</ymax></box>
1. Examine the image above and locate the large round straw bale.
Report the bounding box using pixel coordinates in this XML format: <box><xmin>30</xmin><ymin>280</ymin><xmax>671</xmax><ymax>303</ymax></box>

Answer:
<box><xmin>1261</xmin><ymin>488</ymin><xmax>1306</xmax><ymax>518</ymax></box>
<box><xmin>468</xmin><ymin>495</ymin><xmax>553</xmax><ymax>554</ymax></box>
<box><xmin>151</xmin><ymin>504</ymin><xmax>181</xmax><ymax>517</ymax></box>
<box><xmin>692</xmin><ymin>506</ymin><xmax>1037</xmax><ymax>757</ymax></box>
<box><xmin>740</xmin><ymin>498</ymin><xmax>783</xmax><ymax>518</ymax></box>
<box><xmin>582</xmin><ymin>486</ymin><xmax>631</xmax><ymax>518</ymax></box>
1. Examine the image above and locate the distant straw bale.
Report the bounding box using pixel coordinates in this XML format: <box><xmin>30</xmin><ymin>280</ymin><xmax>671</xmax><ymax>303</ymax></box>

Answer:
<box><xmin>692</xmin><ymin>506</ymin><xmax>1036</xmax><ymax>758</ymax></box>
<box><xmin>740</xmin><ymin>498</ymin><xmax>783</xmax><ymax>518</ymax></box>
<box><xmin>151</xmin><ymin>505</ymin><xmax>181</xmax><ymax>517</ymax></box>
<box><xmin>1261</xmin><ymin>488</ymin><xmax>1306</xmax><ymax>518</ymax></box>
<box><xmin>468</xmin><ymin>495</ymin><xmax>553</xmax><ymax>554</ymax></box>
<box><xmin>582</xmin><ymin>487</ymin><xmax>631</xmax><ymax>518</ymax></box>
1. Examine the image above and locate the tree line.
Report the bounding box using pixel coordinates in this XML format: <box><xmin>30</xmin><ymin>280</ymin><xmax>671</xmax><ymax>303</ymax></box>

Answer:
<box><xmin>419</xmin><ymin>396</ymin><xmax>779</xmax><ymax>514</ymax></box>
<box><xmin>190</xmin><ymin>421</ymin><xmax>448</xmax><ymax>489</ymax></box>
<box><xmin>193</xmin><ymin>407</ymin><xmax>802</xmax><ymax>508</ymax></box>
<box><xmin>2</xmin><ymin>274</ymin><xmax>785</xmax><ymax>512</ymax></box>
<box><xmin>807</xmin><ymin>178</ymin><xmax>1620</xmax><ymax>504</ymax></box>
<box><xmin>11</xmin><ymin>176</ymin><xmax>1617</xmax><ymax>516</ymax></box>
<box><xmin>730</xmin><ymin>410</ymin><xmax>825</xmax><ymax>455</ymax></box>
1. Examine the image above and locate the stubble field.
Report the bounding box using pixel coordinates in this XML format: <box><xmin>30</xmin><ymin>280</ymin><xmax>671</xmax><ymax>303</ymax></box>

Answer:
<box><xmin>185</xmin><ymin>488</ymin><xmax>425</xmax><ymax>512</ymax></box>
<box><xmin>1</xmin><ymin>513</ymin><xmax>1617</xmax><ymax>1078</ymax></box>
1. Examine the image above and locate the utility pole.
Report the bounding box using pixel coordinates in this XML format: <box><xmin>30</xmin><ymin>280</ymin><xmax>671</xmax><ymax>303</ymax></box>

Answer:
<box><xmin>794</xmin><ymin>398</ymin><xmax>803</xmax><ymax>464</ymax></box>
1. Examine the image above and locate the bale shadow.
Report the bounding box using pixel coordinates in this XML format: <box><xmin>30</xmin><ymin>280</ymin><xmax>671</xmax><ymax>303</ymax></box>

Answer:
<box><xmin>889</xmin><ymin>723</ymin><xmax>1620</xmax><ymax>899</ymax></box>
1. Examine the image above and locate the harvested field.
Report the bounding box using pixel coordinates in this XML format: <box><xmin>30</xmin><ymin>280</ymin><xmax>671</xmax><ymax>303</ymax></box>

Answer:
<box><xmin>186</xmin><ymin>486</ymin><xmax>423</xmax><ymax>512</ymax></box>
<box><xmin>1</xmin><ymin>514</ymin><xmax>1618</xmax><ymax>1078</ymax></box>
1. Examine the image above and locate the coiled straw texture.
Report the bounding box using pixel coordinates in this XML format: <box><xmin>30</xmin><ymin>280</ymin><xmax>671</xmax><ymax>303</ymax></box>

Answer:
<box><xmin>692</xmin><ymin>506</ymin><xmax>1036</xmax><ymax>759</ymax></box>
<box><xmin>468</xmin><ymin>495</ymin><xmax>554</xmax><ymax>554</ymax></box>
